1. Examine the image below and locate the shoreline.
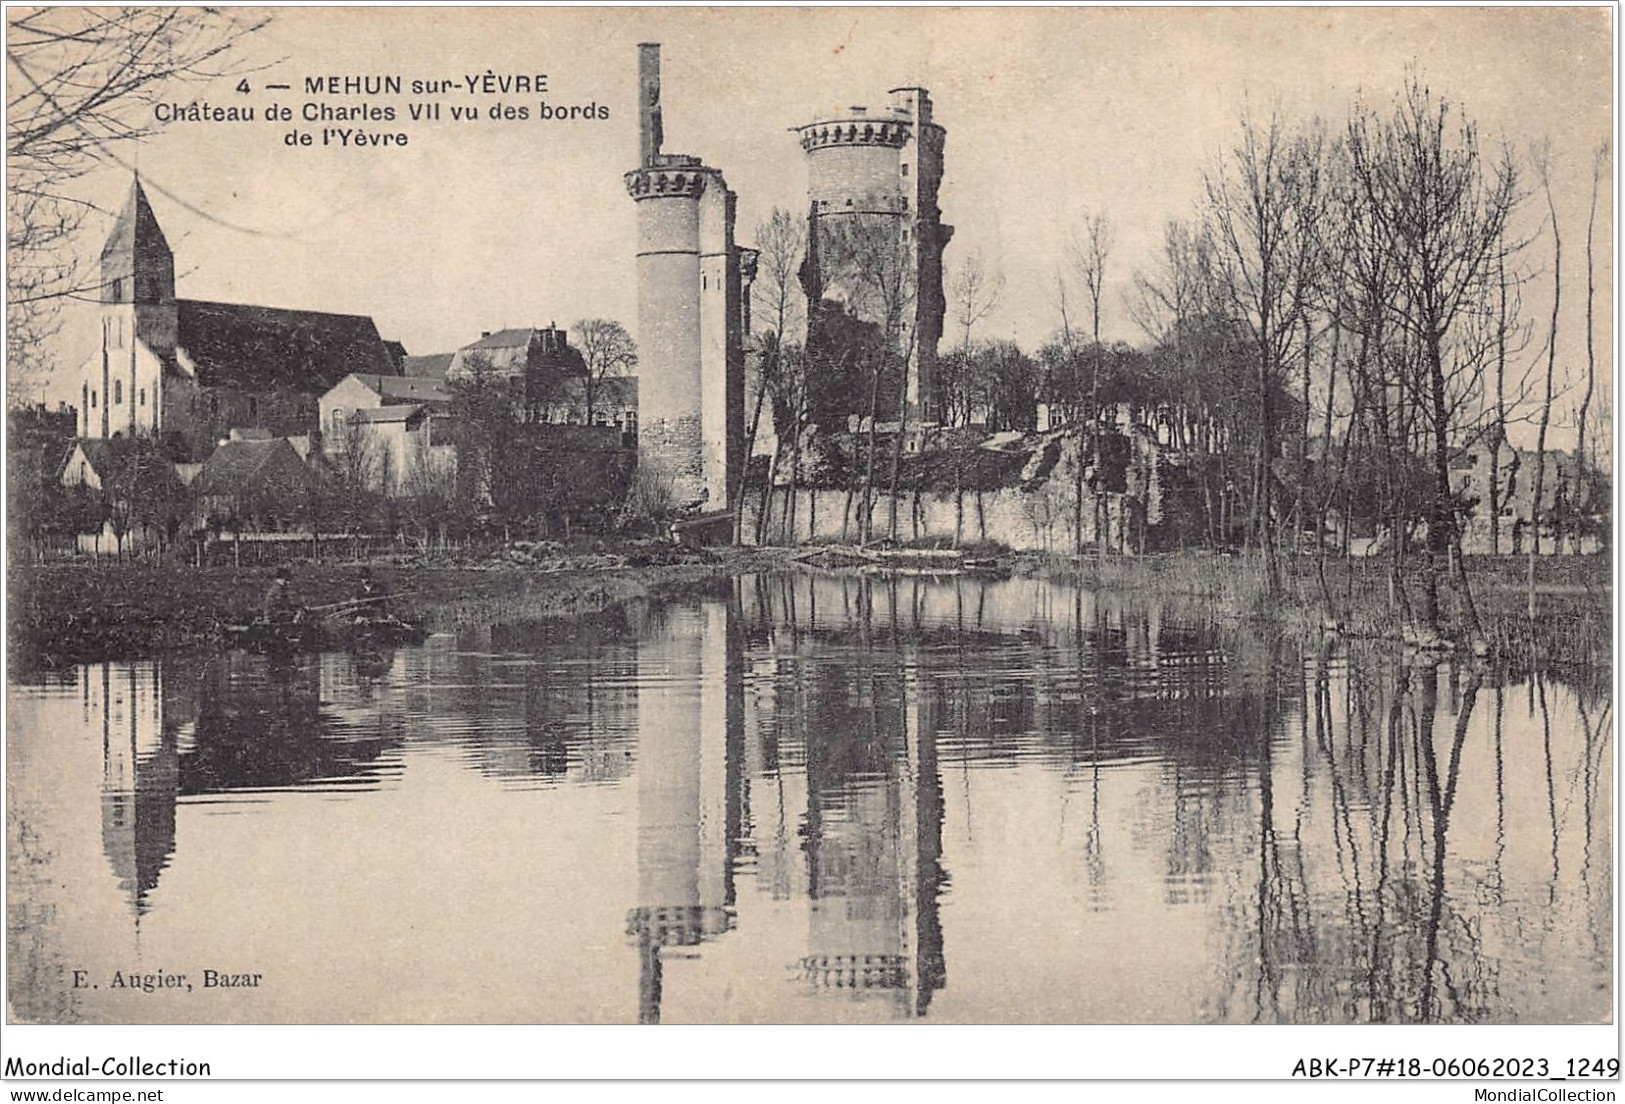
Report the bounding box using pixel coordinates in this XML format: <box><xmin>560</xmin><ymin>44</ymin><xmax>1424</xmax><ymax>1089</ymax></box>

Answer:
<box><xmin>9</xmin><ymin>546</ymin><xmax>1610</xmax><ymax>673</ymax></box>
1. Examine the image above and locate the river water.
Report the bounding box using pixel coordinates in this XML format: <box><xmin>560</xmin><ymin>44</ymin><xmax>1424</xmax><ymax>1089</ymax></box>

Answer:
<box><xmin>7</xmin><ymin>572</ymin><xmax>1611</xmax><ymax>1024</ymax></box>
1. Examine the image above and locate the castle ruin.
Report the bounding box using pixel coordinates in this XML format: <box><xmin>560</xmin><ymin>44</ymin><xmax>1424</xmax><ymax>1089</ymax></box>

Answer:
<box><xmin>796</xmin><ymin>88</ymin><xmax>952</xmax><ymax>423</ymax></box>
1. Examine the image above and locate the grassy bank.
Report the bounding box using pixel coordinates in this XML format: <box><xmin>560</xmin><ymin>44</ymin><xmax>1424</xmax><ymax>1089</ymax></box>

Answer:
<box><xmin>11</xmin><ymin>542</ymin><xmax>1608</xmax><ymax>675</ymax></box>
<box><xmin>9</xmin><ymin>544</ymin><xmax>795</xmax><ymax>670</ymax></box>
<box><xmin>1016</xmin><ymin>548</ymin><xmax>1611</xmax><ymax>671</ymax></box>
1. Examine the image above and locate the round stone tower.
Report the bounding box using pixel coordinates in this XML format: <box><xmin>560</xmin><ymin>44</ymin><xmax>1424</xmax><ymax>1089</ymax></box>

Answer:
<box><xmin>624</xmin><ymin>44</ymin><xmax>750</xmax><ymax>515</ymax></box>
<box><xmin>796</xmin><ymin>88</ymin><xmax>952</xmax><ymax>421</ymax></box>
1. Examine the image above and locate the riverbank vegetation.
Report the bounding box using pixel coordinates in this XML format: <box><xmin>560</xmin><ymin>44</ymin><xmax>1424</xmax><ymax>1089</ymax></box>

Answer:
<box><xmin>8</xmin><ymin>543</ymin><xmax>795</xmax><ymax>670</ymax></box>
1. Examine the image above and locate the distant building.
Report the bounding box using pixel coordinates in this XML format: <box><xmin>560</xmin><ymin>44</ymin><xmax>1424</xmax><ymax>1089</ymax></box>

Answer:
<box><xmin>401</xmin><ymin>353</ymin><xmax>453</xmax><ymax>380</ymax></box>
<box><xmin>318</xmin><ymin>373</ymin><xmax>454</xmax><ymax>498</ymax></box>
<box><xmin>58</xmin><ymin>436</ymin><xmax>186</xmax><ymax>556</ymax></box>
<box><xmin>445</xmin><ymin>326</ymin><xmax>587</xmax><ymax>418</ymax></box>
<box><xmin>1451</xmin><ymin>443</ymin><xmax>1598</xmax><ymax>553</ymax></box>
<box><xmin>190</xmin><ymin>436</ymin><xmax>319</xmax><ymax>533</ymax></box>
<box><xmin>76</xmin><ymin>176</ymin><xmax>401</xmax><ymax>460</ymax></box>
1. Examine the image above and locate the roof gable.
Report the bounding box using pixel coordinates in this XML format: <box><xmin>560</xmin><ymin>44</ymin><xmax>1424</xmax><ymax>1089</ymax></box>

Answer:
<box><xmin>192</xmin><ymin>437</ymin><xmax>314</xmax><ymax>498</ymax></box>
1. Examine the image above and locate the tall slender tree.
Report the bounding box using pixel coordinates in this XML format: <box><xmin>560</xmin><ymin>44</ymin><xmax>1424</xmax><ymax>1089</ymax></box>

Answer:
<box><xmin>1347</xmin><ymin>77</ymin><xmax>1517</xmax><ymax>631</ymax></box>
<box><xmin>1205</xmin><ymin>109</ymin><xmax>1326</xmax><ymax>595</ymax></box>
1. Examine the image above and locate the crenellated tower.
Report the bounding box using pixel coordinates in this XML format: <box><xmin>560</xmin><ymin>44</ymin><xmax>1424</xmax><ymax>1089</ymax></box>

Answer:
<box><xmin>796</xmin><ymin>88</ymin><xmax>952</xmax><ymax>422</ymax></box>
<box><xmin>624</xmin><ymin>44</ymin><xmax>752</xmax><ymax>514</ymax></box>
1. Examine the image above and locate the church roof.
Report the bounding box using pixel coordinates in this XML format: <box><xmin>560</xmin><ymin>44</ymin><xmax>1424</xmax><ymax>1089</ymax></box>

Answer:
<box><xmin>101</xmin><ymin>177</ymin><xmax>171</xmax><ymax>260</ymax></box>
<box><xmin>176</xmin><ymin>299</ymin><xmax>396</xmax><ymax>393</ymax></box>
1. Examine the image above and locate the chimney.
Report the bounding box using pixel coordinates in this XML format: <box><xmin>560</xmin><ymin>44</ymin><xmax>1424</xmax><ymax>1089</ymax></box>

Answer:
<box><xmin>638</xmin><ymin>43</ymin><xmax>663</xmax><ymax>167</ymax></box>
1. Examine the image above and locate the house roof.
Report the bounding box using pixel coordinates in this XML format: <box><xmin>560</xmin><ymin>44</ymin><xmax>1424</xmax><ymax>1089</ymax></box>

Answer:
<box><xmin>343</xmin><ymin>372</ymin><xmax>451</xmax><ymax>404</ymax></box>
<box><xmin>69</xmin><ymin>437</ymin><xmax>140</xmax><ymax>474</ymax></box>
<box><xmin>61</xmin><ymin>437</ymin><xmax>185</xmax><ymax>492</ymax></box>
<box><xmin>464</xmin><ymin>328</ymin><xmax>537</xmax><ymax>350</ymax></box>
<box><xmin>192</xmin><ymin>437</ymin><xmax>314</xmax><ymax>498</ymax></box>
<box><xmin>175</xmin><ymin>299</ymin><xmax>395</xmax><ymax>392</ymax></box>
<box><xmin>352</xmin><ymin>404</ymin><xmax>427</xmax><ymax>424</ymax></box>
<box><xmin>382</xmin><ymin>340</ymin><xmax>408</xmax><ymax>367</ymax></box>
<box><xmin>401</xmin><ymin>353</ymin><xmax>453</xmax><ymax>380</ymax></box>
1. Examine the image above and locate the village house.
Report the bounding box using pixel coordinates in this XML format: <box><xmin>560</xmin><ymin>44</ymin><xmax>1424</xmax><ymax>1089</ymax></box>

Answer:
<box><xmin>435</xmin><ymin>325</ymin><xmax>638</xmax><ymax>432</ymax></box>
<box><xmin>189</xmin><ymin>433</ymin><xmax>321</xmax><ymax>537</ymax></box>
<box><xmin>318</xmin><ymin>373</ymin><xmax>455</xmax><ymax>497</ymax></box>
<box><xmin>77</xmin><ymin>176</ymin><xmax>403</xmax><ymax>461</ymax></box>
<box><xmin>1450</xmin><ymin>442</ymin><xmax>1600</xmax><ymax>553</ymax></box>
<box><xmin>444</xmin><ymin>326</ymin><xmax>584</xmax><ymax>417</ymax></box>
<box><xmin>59</xmin><ymin>437</ymin><xmax>186</xmax><ymax>556</ymax></box>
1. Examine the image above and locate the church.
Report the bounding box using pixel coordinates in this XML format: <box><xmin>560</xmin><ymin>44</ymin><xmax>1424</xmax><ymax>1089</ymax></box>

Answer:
<box><xmin>76</xmin><ymin>177</ymin><xmax>401</xmax><ymax>461</ymax></box>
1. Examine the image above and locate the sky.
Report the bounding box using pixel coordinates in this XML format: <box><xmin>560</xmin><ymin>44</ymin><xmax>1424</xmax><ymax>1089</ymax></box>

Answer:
<box><xmin>22</xmin><ymin>5</ymin><xmax>1614</xmax><ymax>447</ymax></box>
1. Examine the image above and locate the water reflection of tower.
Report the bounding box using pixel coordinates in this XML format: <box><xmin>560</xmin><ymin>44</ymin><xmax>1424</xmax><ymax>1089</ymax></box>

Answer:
<box><xmin>626</xmin><ymin>598</ymin><xmax>744</xmax><ymax>1024</ymax></box>
<box><xmin>800</xmin><ymin>657</ymin><xmax>947</xmax><ymax>1017</ymax></box>
<box><xmin>92</xmin><ymin>661</ymin><xmax>180</xmax><ymax>918</ymax></box>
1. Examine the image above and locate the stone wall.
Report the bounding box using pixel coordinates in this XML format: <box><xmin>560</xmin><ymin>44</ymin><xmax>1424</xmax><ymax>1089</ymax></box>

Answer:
<box><xmin>741</xmin><ymin>483</ymin><xmax>1123</xmax><ymax>552</ymax></box>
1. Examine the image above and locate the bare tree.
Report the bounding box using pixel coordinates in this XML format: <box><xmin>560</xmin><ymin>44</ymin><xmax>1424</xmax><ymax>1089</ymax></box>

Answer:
<box><xmin>1205</xmin><ymin>108</ymin><xmax>1326</xmax><ymax>596</ymax></box>
<box><xmin>570</xmin><ymin>318</ymin><xmax>637</xmax><ymax>427</ymax></box>
<box><xmin>1347</xmin><ymin>78</ymin><xmax>1515</xmax><ymax>632</ymax></box>
<box><xmin>6</xmin><ymin>9</ymin><xmax>270</xmax><ymax>377</ymax></box>
<box><xmin>744</xmin><ymin>208</ymin><xmax>806</xmax><ymax>540</ymax></box>
<box><xmin>944</xmin><ymin>248</ymin><xmax>1004</xmax><ymax>425</ymax></box>
<box><xmin>820</xmin><ymin>215</ymin><xmax>918</xmax><ymax>542</ymax></box>
<box><xmin>1578</xmin><ymin>140</ymin><xmax>1608</xmax><ymax>480</ymax></box>
<box><xmin>1528</xmin><ymin>142</ymin><xmax>1561</xmax><ymax>613</ymax></box>
<box><xmin>1068</xmin><ymin>211</ymin><xmax>1113</xmax><ymax>562</ymax></box>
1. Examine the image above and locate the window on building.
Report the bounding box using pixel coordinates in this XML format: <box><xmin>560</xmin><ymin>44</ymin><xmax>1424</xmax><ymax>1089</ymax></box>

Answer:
<box><xmin>138</xmin><ymin>388</ymin><xmax>146</xmax><ymax>406</ymax></box>
<box><xmin>113</xmin><ymin>380</ymin><xmax>122</xmax><ymax>404</ymax></box>
<box><xmin>332</xmin><ymin>410</ymin><xmax>346</xmax><ymax>435</ymax></box>
<box><xmin>112</xmin><ymin>278</ymin><xmax>124</xmax><ymax>301</ymax></box>
<box><xmin>901</xmin><ymin>163</ymin><xmax>909</xmax><ymax>176</ymax></box>
<box><xmin>90</xmin><ymin>390</ymin><xmax>98</xmax><ymax>409</ymax></box>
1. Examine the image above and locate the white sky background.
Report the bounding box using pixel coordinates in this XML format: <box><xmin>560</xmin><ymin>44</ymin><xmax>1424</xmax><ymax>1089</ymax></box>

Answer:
<box><xmin>24</xmin><ymin>6</ymin><xmax>1614</xmax><ymax>450</ymax></box>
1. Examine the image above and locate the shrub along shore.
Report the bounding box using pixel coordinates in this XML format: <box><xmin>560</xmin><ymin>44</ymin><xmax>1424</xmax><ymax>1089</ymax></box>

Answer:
<box><xmin>9</xmin><ymin>542</ymin><xmax>1608</xmax><ymax>675</ymax></box>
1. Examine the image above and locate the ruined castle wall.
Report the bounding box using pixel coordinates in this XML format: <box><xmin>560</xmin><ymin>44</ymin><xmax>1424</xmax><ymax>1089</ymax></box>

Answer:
<box><xmin>742</xmin><ymin>485</ymin><xmax>1115</xmax><ymax>552</ymax></box>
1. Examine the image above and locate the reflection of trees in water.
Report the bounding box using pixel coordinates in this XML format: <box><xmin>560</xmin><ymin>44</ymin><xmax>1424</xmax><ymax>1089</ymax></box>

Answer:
<box><xmin>1208</xmin><ymin>652</ymin><xmax>1607</xmax><ymax>1024</ymax></box>
<box><xmin>741</xmin><ymin>572</ymin><xmax>1606</xmax><ymax>1024</ymax></box>
<box><xmin>182</xmin><ymin>652</ymin><xmax>401</xmax><ymax>794</ymax></box>
<box><xmin>438</xmin><ymin>614</ymin><xmax>640</xmax><ymax>785</ymax></box>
